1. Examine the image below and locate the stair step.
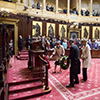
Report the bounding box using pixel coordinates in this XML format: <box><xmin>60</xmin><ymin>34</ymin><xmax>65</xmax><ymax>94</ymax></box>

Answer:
<box><xmin>20</xmin><ymin>55</ymin><xmax>28</xmax><ymax>58</ymax></box>
<box><xmin>20</xmin><ymin>58</ymin><xmax>29</xmax><ymax>60</ymax></box>
<box><xmin>21</xmin><ymin>50</ymin><xmax>28</xmax><ymax>52</ymax></box>
<box><xmin>9</xmin><ymin>88</ymin><xmax>44</xmax><ymax>100</ymax></box>
<box><xmin>8</xmin><ymin>78</ymin><xmax>40</xmax><ymax>86</ymax></box>
<box><xmin>19</xmin><ymin>52</ymin><xmax>28</xmax><ymax>55</ymax></box>
<box><xmin>9</xmin><ymin>82</ymin><xmax>43</xmax><ymax>94</ymax></box>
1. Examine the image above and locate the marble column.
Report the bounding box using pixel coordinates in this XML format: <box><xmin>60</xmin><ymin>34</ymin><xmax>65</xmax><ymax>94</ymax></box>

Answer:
<box><xmin>67</xmin><ymin>0</ymin><xmax>70</xmax><ymax>15</ymax></box>
<box><xmin>16</xmin><ymin>0</ymin><xmax>20</xmax><ymax>3</ymax></box>
<box><xmin>56</xmin><ymin>0</ymin><xmax>58</xmax><ymax>13</ymax></box>
<box><xmin>43</xmin><ymin>0</ymin><xmax>46</xmax><ymax>11</ymax></box>
<box><xmin>28</xmin><ymin>0</ymin><xmax>32</xmax><ymax>8</ymax></box>
<box><xmin>23</xmin><ymin>0</ymin><xmax>27</xmax><ymax>5</ymax></box>
<box><xmin>79</xmin><ymin>0</ymin><xmax>81</xmax><ymax>16</ymax></box>
<box><xmin>76</xmin><ymin>0</ymin><xmax>79</xmax><ymax>11</ymax></box>
<box><xmin>90</xmin><ymin>0</ymin><xmax>93</xmax><ymax>16</ymax></box>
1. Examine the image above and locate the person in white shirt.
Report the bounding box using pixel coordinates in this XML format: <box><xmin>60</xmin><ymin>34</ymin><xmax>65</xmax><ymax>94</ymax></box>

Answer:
<box><xmin>81</xmin><ymin>38</ymin><xmax>91</xmax><ymax>82</ymax></box>
<box><xmin>50</xmin><ymin>41</ymin><xmax>65</xmax><ymax>74</ymax></box>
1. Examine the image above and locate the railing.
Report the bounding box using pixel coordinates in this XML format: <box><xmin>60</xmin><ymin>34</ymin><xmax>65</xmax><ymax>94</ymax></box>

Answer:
<box><xmin>4</xmin><ymin>84</ymin><xmax>9</xmax><ymax>100</ymax></box>
<box><xmin>39</xmin><ymin>55</ymin><xmax>49</xmax><ymax>90</ymax></box>
<box><xmin>0</xmin><ymin>1</ymin><xmax>100</xmax><ymax>23</ymax></box>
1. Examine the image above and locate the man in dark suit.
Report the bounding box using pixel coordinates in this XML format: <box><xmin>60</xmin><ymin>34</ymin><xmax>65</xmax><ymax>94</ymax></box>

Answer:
<box><xmin>63</xmin><ymin>9</ymin><xmax>67</xmax><ymax>14</ymax></box>
<box><xmin>27</xmin><ymin>35</ymin><xmax>32</xmax><ymax>49</ymax></box>
<box><xmin>50</xmin><ymin>5</ymin><xmax>54</xmax><ymax>11</ymax></box>
<box><xmin>18</xmin><ymin>35</ymin><xmax>24</xmax><ymax>51</ymax></box>
<box><xmin>66</xmin><ymin>39</ymin><xmax>80</xmax><ymax>87</ymax></box>
<box><xmin>46</xmin><ymin>4</ymin><xmax>49</xmax><ymax>11</ymax></box>
<box><xmin>37</xmin><ymin>2</ymin><xmax>40</xmax><ymax>9</ymax></box>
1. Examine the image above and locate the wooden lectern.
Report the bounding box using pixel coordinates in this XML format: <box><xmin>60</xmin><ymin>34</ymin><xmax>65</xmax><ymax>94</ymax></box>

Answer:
<box><xmin>28</xmin><ymin>40</ymin><xmax>42</xmax><ymax>68</ymax></box>
<box><xmin>28</xmin><ymin>40</ymin><xmax>52</xmax><ymax>93</ymax></box>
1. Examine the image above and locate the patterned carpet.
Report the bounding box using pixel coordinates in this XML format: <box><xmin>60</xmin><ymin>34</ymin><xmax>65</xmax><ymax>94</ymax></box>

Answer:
<box><xmin>7</xmin><ymin>57</ymin><xmax>100</xmax><ymax>100</ymax></box>
<box><xmin>48</xmin><ymin>60</ymin><xmax>100</xmax><ymax>100</ymax></box>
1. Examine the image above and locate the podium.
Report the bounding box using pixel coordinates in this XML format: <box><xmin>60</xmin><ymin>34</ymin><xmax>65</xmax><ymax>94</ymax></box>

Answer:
<box><xmin>28</xmin><ymin>40</ymin><xmax>52</xmax><ymax>92</ymax></box>
<box><xmin>28</xmin><ymin>41</ymin><xmax>43</xmax><ymax>68</ymax></box>
<box><xmin>30</xmin><ymin>40</ymin><xmax>42</xmax><ymax>50</ymax></box>
<box><xmin>29</xmin><ymin>50</ymin><xmax>44</xmax><ymax>68</ymax></box>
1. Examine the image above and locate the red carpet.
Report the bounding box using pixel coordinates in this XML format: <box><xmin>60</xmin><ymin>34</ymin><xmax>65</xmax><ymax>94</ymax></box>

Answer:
<box><xmin>48</xmin><ymin>59</ymin><xmax>100</xmax><ymax>100</ymax></box>
<box><xmin>7</xmin><ymin>57</ymin><xmax>100</xmax><ymax>100</ymax></box>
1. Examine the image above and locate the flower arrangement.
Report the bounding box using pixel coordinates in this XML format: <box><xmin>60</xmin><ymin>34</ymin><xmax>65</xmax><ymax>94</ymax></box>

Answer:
<box><xmin>59</xmin><ymin>56</ymin><xmax>70</xmax><ymax>70</ymax></box>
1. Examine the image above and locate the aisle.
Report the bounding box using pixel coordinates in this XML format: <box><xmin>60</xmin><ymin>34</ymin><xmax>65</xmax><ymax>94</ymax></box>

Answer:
<box><xmin>7</xmin><ymin>57</ymin><xmax>100</xmax><ymax>100</ymax></box>
<box><xmin>49</xmin><ymin>59</ymin><xmax>100</xmax><ymax>100</ymax></box>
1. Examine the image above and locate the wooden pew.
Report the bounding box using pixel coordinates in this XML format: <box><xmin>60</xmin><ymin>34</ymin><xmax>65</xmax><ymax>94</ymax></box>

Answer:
<box><xmin>47</xmin><ymin>49</ymin><xmax>100</xmax><ymax>58</ymax></box>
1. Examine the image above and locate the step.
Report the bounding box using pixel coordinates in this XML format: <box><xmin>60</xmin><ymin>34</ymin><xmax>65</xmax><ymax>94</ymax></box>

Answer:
<box><xmin>20</xmin><ymin>58</ymin><xmax>29</xmax><ymax>60</ymax></box>
<box><xmin>21</xmin><ymin>50</ymin><xmax>28</xmax><ymax>52</ymax></box>
<box><xmin>9</xmin><ymin>87</ymin><xmax>44</xmax><ymax>100</ymax></box>
<box><xmin>8</xmin><ymin>78</ymin><xmax>40</xmax><ymax>86</ymax></box>
<box><xmin>19</xmin><ymin>52</ymin><xmax>28</xmax><ymax>55</ymax></box>
<box><xmin>20</xmin><ymin>55</ymin><xmax>28</xmax><ymax>58</ymax></box>
<box><xmin>9</xmin><ymin>82</ymin><xmax>43</xmax><ymax>94</ymax></box>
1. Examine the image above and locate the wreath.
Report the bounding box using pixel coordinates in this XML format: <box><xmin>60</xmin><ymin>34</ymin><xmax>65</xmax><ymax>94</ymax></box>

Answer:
<box><xmin>59</xmin><ymin>56</ymin><xmax>70</xmax><ymax>70</ymax></box>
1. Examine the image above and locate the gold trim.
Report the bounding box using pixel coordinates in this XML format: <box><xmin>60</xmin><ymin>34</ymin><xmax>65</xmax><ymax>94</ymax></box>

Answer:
<box><xmin>0</xmin><ymin>18</ymin><xmax>19</xmax><ymax>54</ymax></box>
<box><xmin>68</xmin><ymin>28</ymin><xmax>81</xmax><ymax>39</ymax></box>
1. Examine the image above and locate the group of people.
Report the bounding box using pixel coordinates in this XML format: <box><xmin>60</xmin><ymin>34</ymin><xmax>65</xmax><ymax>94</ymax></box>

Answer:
<box><xmin>18</xmin><ymin>35</ymin><xmax>32</xmax><ymax>51</ymax></box>
<box><xmin>18</xmin><ymin>34</ymin><xmax>100</xmax><ymax>53</ymax></box>
<box><xmin>50</xmin><ymin>38</ymin><xmax>91</xmax><ymax>87</ymax></box>
<box><xmin>46</xmin><ymin>4</ymin><xmax>54</xmax><ymax>11</ymax></box>
<box><xmin>33</xmin><ymin>2</ymin><xmax>54</xmax><ymax>11</ymax></box>
<box><xmin>33</xmin><ymin>2</ymin><xmax>100</xmax><ymax>16</ymax></box>
<box><xmin>81</xmin><ymin>9</ymin><xmax>100</xmax><ymax>16</ymax></box>
<box><xmin>17</xmin><ymin>34</ymin><xmax>92</xmax><ymax>88</ymax></box>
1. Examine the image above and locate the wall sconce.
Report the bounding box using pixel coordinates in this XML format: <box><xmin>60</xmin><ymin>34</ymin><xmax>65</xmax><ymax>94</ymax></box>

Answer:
<box><xmin>1</xmin><ymin>8</ymin><xmax>9</xmax><ymax>17</ymax></box>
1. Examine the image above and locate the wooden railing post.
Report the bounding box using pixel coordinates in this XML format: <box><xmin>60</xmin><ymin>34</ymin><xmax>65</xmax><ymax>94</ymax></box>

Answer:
<box><xmin>45</xmin><ymin>64</ymin><xmax>49</xmax><ymax>90</ymax></box>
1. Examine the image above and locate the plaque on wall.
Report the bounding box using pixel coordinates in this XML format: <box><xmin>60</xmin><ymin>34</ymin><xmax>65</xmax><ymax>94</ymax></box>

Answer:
<box><xmin>32</xmin><ymin>21</ymin><xmax>42</xmax><ymax>37</ymax></box>
<box><xmin>46</xmin><ymin>23</ymin><xmax>55</xmax><ymax>37</ymax></box>
<box><xmin>92</xmin><ymin>26</ymin><xmax>100</xmax><ymax>39</ymax></box>
<box><xmin>81</xmin><ymin>26</ymin><xmax>89</xmax><ymax>38</ymax></box>
<box><xmin>59</xmin><ymin>24</ymin><xmax>67</xmax><ymax>38</ymax></box>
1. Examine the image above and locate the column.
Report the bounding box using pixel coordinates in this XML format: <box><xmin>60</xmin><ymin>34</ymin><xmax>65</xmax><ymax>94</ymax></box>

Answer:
<box><xmin>43</xmin><ymin>0</ymin><xmax>46</xmax><ymax>11</ymax></box>
<box><xmin>28</xmin><ymin>0</ymin><xmax>32</xmax><ymax>8</ymax></box>
<box><xmin>56</xmin><ymin>0</ymin><xmax>58</xmax><ymax>13</ymax></box>
<box><xmin>79</xmin><ymin>0</ymin><xmax>81</xmax><ymax>16</ymax></box>
<box><xmin>16</xmin><ymin>0</ymin><xmax>20</xmax><ymax>3</ymax></box>
<box><xmin>76</xmin><ymin>0</ymin><xmax>79</xmax><ymax>11</ymax></box>
<box><xmin>90</xmin><ymin>0</ymin><xmax>93</xmax><ymax>16</ymax></box>
<box><xmin>67</xmin><ymin>0</ymin><xmax>70</xmax><ymax>15</ymax></box>
<box><xmin>23</xmin><ymin>0</ymin><xmax>27</xmax><ymax>5</ymax></box>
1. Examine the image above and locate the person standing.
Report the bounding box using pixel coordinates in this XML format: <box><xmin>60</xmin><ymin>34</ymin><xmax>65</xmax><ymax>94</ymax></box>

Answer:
<box><xmin>18</xmin><ymin>35</ymin><xmax>24</xmax><ymax>51</ymax></box>
<box><xmin>81</xmin><ymin>38</ymin><xmax>91</xmax><ymax>82</ymax></box>
<box><xmin>62</xmin><ymin>39</ymin><xmax>67</xmax><ymax>50</ymax></box>
<box><xmin>66</xmin><ymin>39</ymin><xmax>80</xmax><ymax>87</ymax></box>
<box><xmin>27</xmin><ymin>35</ymin><xmax>32</xmax><ymax>49</ymax></box>
<box><xmin>37</xmin><ymin>2</ymin><xmax>40</xmax><ymax>9</ymax></box>
<box><xmin>50</xmin><ymin>5</ymin><xmax>54</xmax><ymax>11</ymax></box>
<box><xmin>50</xmin><ymin>41</ymin><xmax>65</xmax><ymax>74</ymax></box>
<box><xmin>46</xmin><ymin>4</ymin><xmax>49</xmax><ymax>11</ymax></box>
<box><xmin>93</xmin><ymin>40</ymin><xmax>99</xmax><ymax>49</ymax></box>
